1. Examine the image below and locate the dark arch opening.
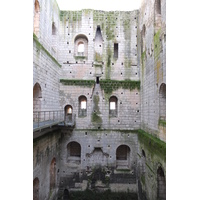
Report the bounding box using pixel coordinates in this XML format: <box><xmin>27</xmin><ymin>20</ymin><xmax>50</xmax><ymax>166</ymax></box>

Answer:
<box><xmin>142</xmin><ymin>149</ymin><xmax>146</xmax><ymax>158</ymax></box>
<box><xmin>157</xmin><ymin>166</ymin><xmax>166</xmax><ymax>200</ymax></box>
<box><xmin>116</xmin><ymin>145</ymin><xmax>130</xmax><ymax>169</ymax></box>
<box><xmin>33</xmin><ymin>177</ymin><xmax>39</xmax><ymax>200</ymax></box>
<box><xmin>50</xmin><ymin>158</ymin><xmax>56</xmax><ymax>191</ymax></box>
<box><xmin>67</xmin><ymin>142</ymin><xmax>81</xmax><ymax>157</ymax></box>
<box><xmin>156</xmin><ymin>0</ymin><xmax>161</xmax><ymax>15</ymax></box>
<box><xmin>159</xmin><ymin>83</ymin><xmax>166</xmax><ymax>120</ymax></box>
<box><xmin>63</xmin><ymin>189</ymin><xmax>70</xmax><ymax>200</ymax></box>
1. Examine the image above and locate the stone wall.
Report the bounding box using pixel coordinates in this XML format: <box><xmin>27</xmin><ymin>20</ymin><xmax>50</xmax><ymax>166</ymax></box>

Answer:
<box><xmin>33</xmin><ymin>35</ymin><xmax>62</xmax><ymax>112</ymax></box>
<box><xmin>56</xmin><ymin>129</ymin><xmax>139</xmax><ymax>198</ymax></box>
<box><xmin>58</xmin><ymin>10</ymin><xmax>139</xmax><ymax>81</ymax></box>
<box><xmin>33</xmin><ymin>130</ymin><xmax>62</xmax><ymax>200</ymax></box>
<box><xmin>138</xmin><ymin>0</ymin><xmax>166</xmax><ymax>141</ymax></box>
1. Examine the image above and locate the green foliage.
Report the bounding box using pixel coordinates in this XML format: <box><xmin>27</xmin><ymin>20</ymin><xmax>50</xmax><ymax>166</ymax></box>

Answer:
<box><xmin>60</xmin><ymin>79</ymin><xmax>95</xmax><ymax>87</ymax></box>
<box><xmin>100</xmin><ymin>79</ymin><xmax>140</xmax><ymax>96</ymax></box>
<box><xmin>74</xmin><ymin>56</ymin><xmax>87</xmax><ymax>60</ymax></box>
<box><xmin>158</xmin><ymin>119</ymin><xmax>166</xmax><ymax>127</ymax></box>
<box><xmin>59</xmin><ymin>10</ymin><xmax>82</xmax><ymax>22</ymax></box>
<box><xmin>154</xmin><ymin>29</ymin><xmax>161</xmax><ymax>61</ymax></box>
<box><xmin>141</xmin><ymin>174</ymin><xmax>145</xmax><ymax>185</ymax></box>
<box><xmin>33</xmin><ymin>34</ymin><xmax>61</xmax><ymax>68</ymax></box>
<box><xmin>92</xmin><ymin>95</ymin><xmax>102</xmax><ymax>125</ymax></box>
<box><xmin>94</xmin><ymin>52</ymin><xmax>102</xmax><ymax>62</ymax></box>
<box><xmin>137</xmin><ymin>129</ymin><xmax>166</xmax><ymax>161</ymax></box>
<box><xmin>69</xmin><ymin>189</ymin><xmax>138</xmax><ymax>200</ymax></box>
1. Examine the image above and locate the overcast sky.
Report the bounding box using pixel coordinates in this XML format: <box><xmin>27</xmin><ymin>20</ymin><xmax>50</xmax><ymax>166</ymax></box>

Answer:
<box><xmin>56</xmin><ymin>0</ymin><xmax>141</xmax><ymax>11</ymax></box>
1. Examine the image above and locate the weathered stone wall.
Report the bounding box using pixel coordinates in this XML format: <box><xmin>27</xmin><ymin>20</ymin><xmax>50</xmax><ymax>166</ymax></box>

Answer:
<box><xmin>56</xmin><ymin>129</ymin><xmax>139</xmax><ymax>197</ymax></box>
<box><xmin>33</xmin><ymin>35</ymin><xmax>62</xmax><ymax>112</ymax></box>
<box><xmin>33</xmin><ymin>130</ymin><xmax>62</xmax><ymax>200</ymax></box>
<box><xmin>137</xmin><ymin>130</ymin><xmax>166</xmax><ymax>200</ymax></box>
<box><xmin>58</xmin><ymin>10</ymin><xmax>139</xmax><ymax>81</ymax></box>
<box><xmin>138</xmin><ymin>0</ymin><xmax>166</xmax><ymax>141</ymax></box>
<box><xmin>33</xmin><ymin>0</ymin><xmax>60</xmax><ymax>59</ymax></box>
<box><xmin>59</xmin><ymin>83</ymin><xmax>140</xmax><ymax>130</ymax></box>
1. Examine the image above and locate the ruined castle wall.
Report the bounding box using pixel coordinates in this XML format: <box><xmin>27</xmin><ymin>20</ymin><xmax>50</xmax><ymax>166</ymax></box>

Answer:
<box><xmin>33</xmin><ymin>0</ymin><xmax>60</xmax><ymax>59</ymax></box>
<box><xmin>138</xmin><ymin>0</ymin><xmax>166</xmax><ymax>141</ymax></box>
<box><xmin>33</xmin><ymin>130</ymin><xmax>62</xmax><ymax>200</ymax></box>
<box><xmin>59</xmin><ymin>83</ymin><xmax>140</xmax><ymax>130</ymax></box>
<box><xmin>58</xmin><ymin>10</ymin><xmax>139</xmax><ymax>81</ymax></box>
<box><xmin>137</xmin><ymin>130</ymin><xmax>166</xmax><ymax>200</ymax></box>
<box><xmin>56</xmin><ymin>129</ymin><xmax>139</xmax><ymax>196</ymax></box>
<box><xmin>33</xmin><ymin>37</ymin><xmax>62</xmax><ymax>112</ymax></box>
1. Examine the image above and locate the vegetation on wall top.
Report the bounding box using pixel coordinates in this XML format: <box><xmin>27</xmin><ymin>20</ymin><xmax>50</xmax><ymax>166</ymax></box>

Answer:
<box><xmin>100</xmin><ymin>79</ymin><xmax>140</xmax><ymax>95</ymax></box>
<box><xmin>137</xmin><ymin>129</ymin><xmax>166</xmax><ymax>161</ymax></box>
<box><xmin>33</xmin><ymin>33</ymin><xmax>61</xmax><ymax>68</ymax></box>
<box><xmin>60</xmin><ymin>79</ymin><xmax>95</xmax><ymax>87</ymax></box>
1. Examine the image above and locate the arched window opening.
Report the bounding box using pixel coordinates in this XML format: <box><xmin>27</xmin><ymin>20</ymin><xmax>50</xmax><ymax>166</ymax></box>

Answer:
<box><xmin>67</xmin><ymin>142</ymin><xmax>81</xmax><ymax>164</ymax></box>
<box><xmin>109</xmin><ymin>96</ymin><xmax>118</xmax><ymax>117</ymax></box>
<box><xmin>159</xmin><ymin>83</ymin><xmax>166</xmax><ymax>121</ymax></box>
<box><xmin>34</xmin><ymin>0</ymin><xmax>40</xmax><ymax>36</ymax></box>
<box><xmin>74</xmin><ymin>34</ymin><xmax>88</xmax><ymax>57</ymax></box>
<box><xmin>33</xmin><ymin>83</ymin><xmax>42</xmax><ymax>121</ymax></box>
<box><xmin>78</xmin><ymin>42</ymin><xmax>84</xmax><ymax>53</ymax></box>
<box><xmin>33</xmin><ymin>178</ymin><xmax>39</xmax><ymax>200</ymax></box>
<box><xmin>157</xmin><ymin>166</ymin><xmax>166</xmax><ymax>200</ymax></box>
<box><xmin>50</xmin><ymin>158</ymin><xmax>56</xmax><ymax>191</ymax></box>
<box><xmin>63</xmin><ymin>189</ymin><xmax>70</xmax><ymax>200</ymax></box>
<box><xmin>64</xmin><ymin>105</ymin><xmax>73</xmax><ymax>123</ymax></box>
<box><xmin>116</xmin><ymin>145</ymin><xmax>130</xmax><ymax>169</ymax></box>
<box><xmin>52</xmin><ymin>22</ymin><xmax>56</xmax><ymax>35</ymax></box>
<box><xmin>78</xmin><ymin>96</ymin><xmax>87</xmax><ymax>117</ymax></box>
<box><xmin>156</xmin><ymin>0</ymin><xmax>161</xmax><ymax>15</ymax></box>
<box><xmin>142</xmin><ymin>149</ymin><xmax>146</xmax><ymax>158</ymax></box>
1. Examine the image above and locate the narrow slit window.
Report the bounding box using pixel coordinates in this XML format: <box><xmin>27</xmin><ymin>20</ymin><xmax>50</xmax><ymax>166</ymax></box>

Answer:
<box><xmin>114</xmin><ymin>43</ymin><xmax>118</xmax><ymax>58</ymax></box>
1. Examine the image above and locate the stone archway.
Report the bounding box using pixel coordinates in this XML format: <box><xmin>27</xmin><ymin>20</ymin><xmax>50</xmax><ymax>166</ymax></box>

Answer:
<box><xmin>157</xmin><ymin>166</ymin><xmax>166</xmax><ymax>200</ymax></box>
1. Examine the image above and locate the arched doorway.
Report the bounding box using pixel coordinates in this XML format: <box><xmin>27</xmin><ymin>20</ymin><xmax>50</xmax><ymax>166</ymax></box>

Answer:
<box><xmin>67</xmin><ymin>141</ymin><xmax>81</xmax><ymax>164</ymax></box>
<box><xmin>50</xmin><ymin>158</ymin><xmax>56</xmax><ymax>191</ymax></box>
<box><xmin>33</xmin><ymin>177</ymin><xmax>39</xmax><ymax>200</ymax></box>
<box><xmin>63</xmin><ymin>189</ymin><xmax>70</xmax><ymax>200</ymax></box>
<box><xmin>33</xmin><ymin>83</ymin><xmax>42</xmax><ymax>122</ymax></box>
<box><xmin>64</xmin><ymin>105</ymin><xmax>73</xmax><ymax>123</ymax></box>
<box><xmin>159</xmin><ymin>83</ymin><xmax>166</xmax><ymax>120</ymax></box>
<box><xmin>157</xmin><ymin>166</ymin><xmax>166</xmax><ymax>200</ymax></box>
<box><xmin>116</xmin><ymin>145</ymin><xmax>130</xmax><ymax>169</ymax></box>
<box><xmin>34</xmin><ymin>0</ymin><xmax>40</xmax><ymax>36</ymax></box>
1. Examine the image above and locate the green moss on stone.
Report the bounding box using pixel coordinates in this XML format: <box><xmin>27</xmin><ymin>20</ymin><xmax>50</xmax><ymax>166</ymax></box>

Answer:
<box><xmin>33</xmin><ymin>33</ymin><xmax>61</xmax><ymax>68</ymax></box>
<box><xmin>158</xmin><ymin>119</ymin><xmax>166</xmax><ymax>127</ymax></box>
<box><xmin>100</xmin><ymin>79</ymin><xmax>140</xmax><ymax>96</ymax></box>
<box><xmin>137</xmin><ymin>129</ymin><xmax>166</xmax><ymax>161</ymax></box>
<box><xmin>60</xmin><ymin>79</ymin><xmax>95</xmax><ymax>87</ymax></box>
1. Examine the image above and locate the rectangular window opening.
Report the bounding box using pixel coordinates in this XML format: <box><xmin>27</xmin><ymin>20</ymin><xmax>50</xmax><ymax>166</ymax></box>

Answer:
<box><xmin>114</xmin><ymin>43</ymin><xmax>118</xmax><ymax>58</ymax></box>
<box><xmin>96</xmin><ymin>77</ymin><xmax>99</xmax><ymax>84</ymax></box>
<box><xmin>110</xmin><ymin>102</ymin><xmax>116</xmax><ymax>110</ymax></box>
<box><xmin>81</xmin><ymin>101</ymin><xmax>86</xmax><ymax>109</ymax></box>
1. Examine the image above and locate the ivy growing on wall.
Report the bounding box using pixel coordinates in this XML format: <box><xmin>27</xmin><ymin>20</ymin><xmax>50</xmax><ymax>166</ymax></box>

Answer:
<box><xmin>60</xmin><ymin>79</ymin><xmax>95</xmax><ymax>87</ymax></box>
<box><xmin>100</xmin><ymin>79</ymin><xmax>140</xmax><ymax>95</ymax></box>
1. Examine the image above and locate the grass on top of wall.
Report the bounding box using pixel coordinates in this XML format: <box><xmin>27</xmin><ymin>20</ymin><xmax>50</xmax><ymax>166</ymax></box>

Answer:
<box><xmin>60</xmin><ymin>79</ymin><xmax>95</xmax><ymax>87</ymax></box>
<box><xmin>138</xmin><ymin>129</ymin><xmax>166</xmax><ymax>161</ymax></box>
<box><xmin>33</xmin><ymin>33</ymin><xmax>61</xmax><ymax>68</ymax></box>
